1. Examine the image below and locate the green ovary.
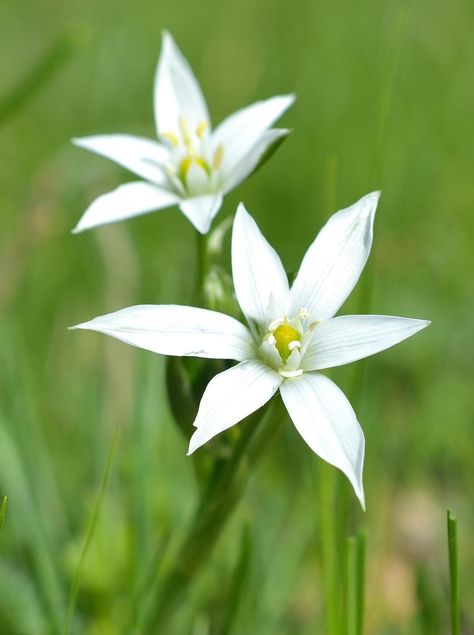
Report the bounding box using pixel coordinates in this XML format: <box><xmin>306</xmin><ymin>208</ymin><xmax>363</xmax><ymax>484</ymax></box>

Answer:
<box><xmin>273</xmin><ymin>323</ymin><xmax>301</xmax><ymax>361</ymax></box>
<box><xmin>179</xmin><ymin>156</ymin><xmax>210</xmax><ymax>182</ymax></box>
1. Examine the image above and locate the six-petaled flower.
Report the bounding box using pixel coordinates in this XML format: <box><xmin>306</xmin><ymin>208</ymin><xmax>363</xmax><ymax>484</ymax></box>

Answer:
<box><xmin>71</xmin><ymin>192</ymin><xmax>430</xmax><ymax>507</ymax></box>
<box><xmin>72</xmin><ymin>32</ymin><xmax>295</xmax><ymax>235</ymax></box>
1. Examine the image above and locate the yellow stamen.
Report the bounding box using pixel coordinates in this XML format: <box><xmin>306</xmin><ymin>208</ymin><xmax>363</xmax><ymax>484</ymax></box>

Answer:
<box><xmin>273</xmin><ymin>323</ymin><xmax>301</xmax><ymax>361</ymax></box>
<box><xmin>161</xmin><ymin>132</ymin><xmax>179</xmax><ymax>147</ymax></box>
<box><xmin>212</xmin><ymin>144</ymin><xmax>224</xmax><ymax>170</ymax></box>
<box><xmin>196</xmin><ymin>120</ymin><xmax>208</xmax><ymax>139</ymax></box>
<box><xmin>179</xmin><ymin>116</ymin><xmax>193</xmax><ymax>150</ymax></box>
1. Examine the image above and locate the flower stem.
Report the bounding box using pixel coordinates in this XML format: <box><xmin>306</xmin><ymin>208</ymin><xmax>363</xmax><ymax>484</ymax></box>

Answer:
<box><xmin>196</xmin><ymin>231</ymin><xmax>208</xmax><ymax>303</ymax></box>
<box><xmin>145</xmin><ymin>402</ymin><xmax>280</xmax><ymax>633</ymax></box>
<box><xmin>447</xmin><ymin>510</ymin><xmax>460</xmax><ymax>635</ymax></box>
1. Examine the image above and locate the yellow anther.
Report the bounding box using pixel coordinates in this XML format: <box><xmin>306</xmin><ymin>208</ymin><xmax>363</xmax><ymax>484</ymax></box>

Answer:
<box><xmin>212</xmin><ymin>144</ymin><xmax>224</xmax><ymax>170</ymax></box>
<box><xmin>273</xmin><ymin>323</ymin><xmax>301</xmax><ymax>361</ymax></box>
<box><xmin>179</xmin><ymin>116</ymin><xmax>193</xmax><ymax>150</ymax></box>
<box><xmin>161</xmin><ymin>132</ymin><xmax>179</xmax><ymax>147</ymax></box>
<box><xmin>196</xmin><ymin>120</ymin><xmax>208</xmax><ymax>139</ymax></box>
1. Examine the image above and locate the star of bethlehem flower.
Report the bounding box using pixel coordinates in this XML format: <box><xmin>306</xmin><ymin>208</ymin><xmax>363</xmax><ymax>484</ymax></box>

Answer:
<box><xmin>71</xmin><ymin>192</ymin><xmax>430</xmax><ymax>508</ymax></box>
<box><xmin>72</xmin><ymin>31</ymin><xmax>295</xmax><ymax>235</ymax></box>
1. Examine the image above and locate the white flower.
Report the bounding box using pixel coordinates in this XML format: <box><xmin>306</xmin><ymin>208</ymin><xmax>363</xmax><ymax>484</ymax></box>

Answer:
<box><xmin>71</xmin><ymin>192</ymin><xmax>429</xmax><ymax>507</ymax></box>
<box><xmin>72</xmin><ymin>32</ymin><xmax>295</xmax><ymax>235</ymax></box>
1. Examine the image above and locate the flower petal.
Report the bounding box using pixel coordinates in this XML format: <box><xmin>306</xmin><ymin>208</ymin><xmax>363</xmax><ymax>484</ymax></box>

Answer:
<box><xmin>280</xmin><ymin>373</ymin><xmax>365</xmax><ymax>508</ymax></box>
<box><xmin>232</xmin><ymin>203</ymin><xmax>289</xmax><ymax>329</ymax></box>
<box><xmin>222</xmin><ymin>128</ymin><xmax>290</xmax><ymax>193</ymax></box>
<box><xmin>70</xmin><ymin>304</ymin><xmax>254</xmax><ymax>361</ymax></box>
<box><xmin>210</xmin><ymin>94</ymin><xmax>295</xmax><ymax>186</ymax></box>
<box><xmin>187</xmin><ymin>360</ymin><xmax>282</xmax><ymax>454</ymax></box>
<box><xmin>72</xmin><ymin>182</ymin><xmax>179</xmax><ymax>233</ymax></box>
<box><xmin>289</xmin><ymin>192</ymin><xmax>380</xmax><ymax>320</ymax></box>
<box><xmin>303</xmin><ymin>315</ymin><xmax>430</xmax><ymax>371</ymax></box>
<box><xmin>73</xmin><ymin>135</ymin><xmax>169</xmax><ymax>186</ymax></box>
<box><xmin>154</xmin><ymin>31</ymin><xmax>209</xmax><ymax>138</ymax></box>
<box><xmin>179</xmin><ymin>193</ymin><xmax>223</xmax><ymax>234</ymax></box>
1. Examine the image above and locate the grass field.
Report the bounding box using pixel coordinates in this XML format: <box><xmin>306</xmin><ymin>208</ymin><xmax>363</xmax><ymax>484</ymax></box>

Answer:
<box><xmin>1</xmin><ymin>0</ymin><xmax>473</xmax><ymax>633</ymax></box>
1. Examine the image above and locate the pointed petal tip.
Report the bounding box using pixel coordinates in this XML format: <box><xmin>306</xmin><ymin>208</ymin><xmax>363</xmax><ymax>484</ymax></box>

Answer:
<box><xmin>235</xmin><ymin>201</ymin><xmax>249</xmax><ymax>218</ymax></box>
<box><xmin>68</xmin><ymin>322</ymin><xmax>87</xmax><ymax>331</ymax></box>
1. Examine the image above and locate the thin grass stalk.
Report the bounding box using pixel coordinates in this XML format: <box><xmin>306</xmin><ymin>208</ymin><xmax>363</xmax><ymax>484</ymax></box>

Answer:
<box><xmin>0</xmin><ymin>28</ymin><xmax>80</xmax><ymax>127</ymax></box>
<box><xmin>0</xmin><ymin>496</ymin><xmax>6</xmax><ymax>533</ymax></box>
<box><xmin>447</xmin><ymin>511</ymin><xmax>460</xmax><ymax>635</ymax></box>
<box><xmin>344</xmin><ymin>531</ymin><xmax>366</xmax><ymax>635</ymax></box>
<box><xmin>63</xmin><ymin>429</ymin><xmax>121</xmax><ymax>635</ymax></box>
<box><xmin>319</xmin><ymin>465</ymin><xmax>340</xmax><ymax>635</ymax></box>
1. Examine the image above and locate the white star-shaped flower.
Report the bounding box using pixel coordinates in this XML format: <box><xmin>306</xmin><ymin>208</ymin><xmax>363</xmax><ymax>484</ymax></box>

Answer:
<box><xmin>72</xmin><ymin>32</ymin><xmax>295</xmax><ymax>235</ymax></box>
<box><xmin>71</xmin><ymin>192</ymin><xmax>429</xmax><ymax>507</ymax></box>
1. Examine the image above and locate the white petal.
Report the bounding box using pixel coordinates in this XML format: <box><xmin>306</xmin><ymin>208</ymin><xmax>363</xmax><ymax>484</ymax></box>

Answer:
<box><xmin>179</xmin><ymin>193</ymin><xmax>223</xmax><ymax>234</ymax></box>
<box><xmin>222</xmin><ymin>128</ymin><xmax>290</xmax><ymax>193</ymax></box>
<box><xmin>70</xmin><ymin>304</ymin><xmax>254</xmax><ymax>361</ymax></box>
<box><xmin>154</xmin><ymin>31</ymin><xmax>209</xmax><ymax>138</ymax></box>
<box><xmin>72</xmin><ymin>182</ymin><xmax>178</xmax><ymax>233</ymax></box>
<box><xmin>289</xmin><ymin>192</ymin><xmax>380</xmax><ymax>320</ymax></box>
<box><xmin>280</xmin><ymin>373</ymin><xmax>365</xmax><ymax>508</ymax></box>
<box><xmin>73</xmin><ymin>135</ymin><xmax>169</xmax><ymax>186</ymax></box>
<box><xmin>187</xmin><ymin>360</ymin><xmax>282</xmax><ymax>453</ymax></box>
<box><xmin>232</xmin><ymin>204</ymin><xmax>289</xmax><ymax>329</ymax></box>
<box><xmin>303</xmin><ymin>315</ymin><xmax>431</xmax><ymax>371</ymax></box>
<box><xmin>210</xmin><ymin>95</ymin><xmax>295</xmax><ymax>185</ymax></box>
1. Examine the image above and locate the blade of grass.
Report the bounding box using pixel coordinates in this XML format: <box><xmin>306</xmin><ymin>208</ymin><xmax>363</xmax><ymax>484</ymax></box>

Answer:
<box><xmin>0</xmin><ymin>28</ymin><xmax>82</xmax><ymax>127</ymax></box>
<box><xmin>63</xmin><ymin>429</ymin><xmax>121</xmax><ymax>635</ymax></box>
<box><xmin>219</xmin><ymin>524</ymin><xmax>253</xmax><ymax>635</ymax></box>
<box><xmin>355</xmin><ymin>530</ymin><xmax>366</xmax><ymax>635</ymax></box>
<box><xmin>447</xmin><ymin>511</ymin><xmax>460</xmax><ymax>635</ymax></box>
<box><xmin>319</xmin><ymin>464</ymin><xmax>340</xmax><ymax>635</ymax></box>
<box><xmin>344</xmin><ymin>530</ymin><xmax>366</xmax><ymax>635</ymax></box>
<box><xmin>0</xmin><ymin>496</ymin><xmax>6</xmax><ymax>533</ymax></box>
<box><xmin>0</xmin><ymin>413</ymin><xmax>64</xmax><ymax>633</ymax></box>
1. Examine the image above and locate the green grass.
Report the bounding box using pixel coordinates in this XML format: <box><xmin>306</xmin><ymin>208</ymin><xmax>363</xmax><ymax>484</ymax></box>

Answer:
<box><xmin>1</xmin><ymin>0</ymin><xmax>474</xmax><ymax>632</ymax></box>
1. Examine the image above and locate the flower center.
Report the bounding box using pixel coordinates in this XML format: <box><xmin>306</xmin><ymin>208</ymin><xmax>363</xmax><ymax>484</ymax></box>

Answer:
<box><xmin>160</xmin><ymin>116</ymin><xmax>224</xmax><ymax>196</ymax></box>
<box><xmin>273</xmin><ymin>323</ymin><xmax>301</xmax><ymax>361</ymax></box>
<box><xmin>259</xmin><ymin>309</ymin><xmax>316</xmax><ymax>378</ymax></box>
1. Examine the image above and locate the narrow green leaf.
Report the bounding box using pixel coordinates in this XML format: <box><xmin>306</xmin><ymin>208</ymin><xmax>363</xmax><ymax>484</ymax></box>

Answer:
<box><xmin>0</xmin><ymin>496</ymin><xmax>7</xmax><ymax>533</ymax></box>
<box><xmin>63</xmin><ymin>429</ymin><xmax>121</xmax><ymax>635</ymax></box>
<box><xmin>220</xmin><ymin>524</ymin><xmax>253</xmax><ymax>635</ymax></box>
<box><xmin>0</xmin><ymin>28</ymin><xmax>83</xmax><ymax>126</ymax></box>
<box><xmin>344</xmin><ymin>530</ymin><xmax>366</xmax><ymax>635</ymax></box>
<box><xmin>319</xmin><ymin>465</ymin><xmax>340</xmax><ymax>635</ymax></box>
<box><xmin>447</xmin><ymin>510</ymin><xmax>460</xmax><ymax>635</ymax></box>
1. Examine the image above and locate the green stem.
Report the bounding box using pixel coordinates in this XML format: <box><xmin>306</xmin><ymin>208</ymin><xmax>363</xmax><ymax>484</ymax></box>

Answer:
<box><xmin>145</xmin><ymin>402</ymin><xmax>281</xmax><ymax>633</ymax></box>
<box><xmin>196</xmin><ymin>231</ymin><xmax>209</xmax><ymax>303</ymax></box>
<box><xmin>447</xmin><ymin>511</ymin><xmax>460</xmax><ymax>635</ymax></box>
<box><xmin>319</xmin><ymin>465</ymin><xmax>340</xmax><ymax>635</ymax></box>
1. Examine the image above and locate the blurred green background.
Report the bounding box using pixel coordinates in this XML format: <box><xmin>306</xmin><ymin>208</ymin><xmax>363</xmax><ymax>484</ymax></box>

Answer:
<box><xmin>1</xmin><ymin>0</ymin><xmax>473</xmax><ymax>633</ymax></box>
